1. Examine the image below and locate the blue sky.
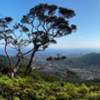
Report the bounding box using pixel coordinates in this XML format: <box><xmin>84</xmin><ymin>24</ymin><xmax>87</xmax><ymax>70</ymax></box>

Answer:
<box><xmin>0</xmin><ymin>0</ymin><xmax>100</xmax><ymax>48</ymax></box>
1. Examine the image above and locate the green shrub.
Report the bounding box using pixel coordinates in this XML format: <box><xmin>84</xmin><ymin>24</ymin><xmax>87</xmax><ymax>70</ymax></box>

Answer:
<box><xmin>86</xmin><ymin>92</ymin><xmax>100</xmax><ymax>100</ymax></box>
<box><xmin>56</xmin><ymin>92</ymin><xmax>71</xmax><ymax>100</ymax></box>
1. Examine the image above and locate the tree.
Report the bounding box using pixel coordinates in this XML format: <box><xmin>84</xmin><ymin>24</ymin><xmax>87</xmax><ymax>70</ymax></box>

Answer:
<box><xmin>0</xmin><ymin>17</ymin><xmax>13</xmax><ymax>66</ymax></box>
<box><xmin>0</xmin><ymin>19</ymin><xmax>30</xmax><ymax>76</ymax></box>
<box><xmin>0</xmin><ymin>17</ymin><xmax>29</xmax><ymax>71</ymax></box>
<box><xmin>10</xmin><ymin>23</ymin><xmax>29</xmax><ymax>68</ymax></box>
<box><xmin>20</xmin><ymin>4</ymin><xmax>77</xmax><ymax>73</ymax></box>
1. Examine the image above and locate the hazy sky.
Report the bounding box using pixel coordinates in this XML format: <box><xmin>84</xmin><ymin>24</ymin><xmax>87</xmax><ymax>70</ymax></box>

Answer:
<box><xmin>0</xmin><ymin>0</ymin><xmax>100</xmax><ymax>48</ymax></box>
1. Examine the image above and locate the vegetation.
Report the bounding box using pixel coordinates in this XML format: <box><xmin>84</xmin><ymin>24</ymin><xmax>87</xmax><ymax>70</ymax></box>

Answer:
<box><xmin>21</xmin><ymin>4</ymin><xmax>76</xmax><ymax>73</ymax></box>
<box><xmin>0</xmin><ymin>3</ymin><xmax>76</xmax><ymax>75</ymax></box>
<box><xmin>0</xmin><ymin>70</ymin><xmax>100</xmax><ymax>100</ymax></box>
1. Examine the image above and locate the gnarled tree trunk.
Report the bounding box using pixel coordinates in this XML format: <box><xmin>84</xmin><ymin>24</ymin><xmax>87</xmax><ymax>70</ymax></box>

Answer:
<box><xmin>25</xmin><ymin>49</ymin><xmax>37</xmax><ymax>74</ymax></box>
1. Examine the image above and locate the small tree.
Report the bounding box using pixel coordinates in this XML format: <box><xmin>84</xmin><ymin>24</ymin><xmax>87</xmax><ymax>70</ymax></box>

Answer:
<box><xmin>0</xmin><ymin>20</ymin><xmax>30</xmax><ymax>76</ymax></box>
<box><xmin>7</xmin><ymin>23</ymin><xmax>30</xmax><ymax>68</ymax></box>
<box><xmin>0</xmin><ymin>18</ymin><xmax>28</xmax><ymax>72</ymax></box>
<box><xmin>21</xmin><ymin>4</ymin><xmax>77</xmax><ymax>73</ymax></box>
<box><xmin>0</xmin><ymin>17</ymin><xmax>13</xmax><ymax>66</ymax></box>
